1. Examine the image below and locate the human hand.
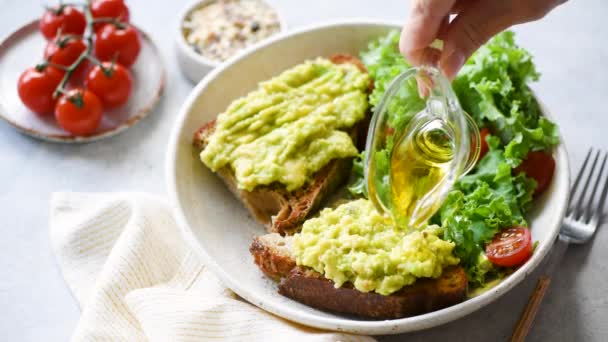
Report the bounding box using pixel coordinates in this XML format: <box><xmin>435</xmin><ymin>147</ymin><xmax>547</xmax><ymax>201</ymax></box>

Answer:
<box><xmin>400</xmin><ymin>0</ymin><xmax>566</xmax><ymax>79</ymax></box>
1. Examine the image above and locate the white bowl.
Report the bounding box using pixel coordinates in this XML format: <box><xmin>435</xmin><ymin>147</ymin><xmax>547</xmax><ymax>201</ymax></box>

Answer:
<box><xmin>175</xmin><ymin>0</ymin><xmax>287</xmax><ymax>83</ymax></box>
<box><xmin>167</xmin><ymin>19</ymin><xmax>570</xmax><ymax>335</ymax></box>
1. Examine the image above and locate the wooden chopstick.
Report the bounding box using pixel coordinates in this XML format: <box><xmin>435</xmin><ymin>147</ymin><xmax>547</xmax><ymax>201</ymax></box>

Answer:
<box><xmin>510</xmin><ymin>276</ymin><xmax>552</xmax><ymax>342</ymax></box>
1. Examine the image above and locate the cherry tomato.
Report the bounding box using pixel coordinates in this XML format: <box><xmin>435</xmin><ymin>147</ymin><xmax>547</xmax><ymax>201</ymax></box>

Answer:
<box><xmin>55</xmin><ymin>89</ymin><xmax>103</xmax><ymax>136</ymax></box>
<box><xmin>94</xmin><ymin>24</ymin><xmax>140</xmax><ymax>67</ymax></box>
<box><xmin>486</xmin><ymin>227</ymin><xmax>533</xmax><ymax>267</ymax></box>
<box><xmin>44</xmin><ymin>37</ymin><xmax>89</xmax><ymax>80</ymax></box>
<box><xmin>478</xmin><ymin>127</ymin><xmax>491</xmax><ymax>160</ymax></box>
<box><xmin>85</xmin><ymin>62</ymin><xmax>133</xmax><ymax>108</ymax></box>
<box><xmin>515</xmin><ymin>151</ymin><xmax>556</xmax><ymax>195</ymax></box>
<box><xmin>90</xmin><ymin>0</ymin><xmax>130</xmax><ymax>31</ymax></box>
<box><xmin>17</xmin><ymin>66</ymin><xmax>64</xmax><ymax>115</ymax></box>
<box><xmin>39</xmin><ymin>6</ymin><xmax>86</xmax><ymax>40</ymax></box>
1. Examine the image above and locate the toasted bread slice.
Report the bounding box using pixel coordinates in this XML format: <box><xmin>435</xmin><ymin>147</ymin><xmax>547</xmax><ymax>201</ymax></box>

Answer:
<box><xmin>194</xmin><ymin>121</ymin><xmax>357</xmax><ymax>235</ymax></box>
<box><xmin>193</xmin><ymin>55</ymin><xmax>370</xmax><ymax>235</ymax></box>
<box><xmin>250</xmin><ymin>233</ymin><xmax>468</xmax><ymax>319</ymax></box>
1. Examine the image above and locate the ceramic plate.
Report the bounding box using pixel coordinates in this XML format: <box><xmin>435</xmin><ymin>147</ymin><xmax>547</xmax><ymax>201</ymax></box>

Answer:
<box><xmin>166</xmin><ymin>20</ymin><xmax>570</xmax><ymax>335</ymax></box>
<box><xmin>0</xmin><ymin>20</ymin><xmax>165</xmax><ymax>143</ymax></box>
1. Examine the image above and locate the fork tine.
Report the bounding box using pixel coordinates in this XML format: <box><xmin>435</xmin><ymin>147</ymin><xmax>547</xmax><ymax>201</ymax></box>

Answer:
<box><xmin>592</xmin><ymin>151</ymin><xmax>608</xmax><ymax>223</ymax></box>
<box><xmin>585</xmin><ymin>151</ymin><xmax>608</xmax><ymax>222</ymax></box>
<box><xmin>572</xmin><ymin>149</ymin><xmax>600</xmax><ymax>218</ymax></box>
<box><xmin>569</xmin><ymin>148</ymin><xmax>594</xmax><ymax>214</ymax></box>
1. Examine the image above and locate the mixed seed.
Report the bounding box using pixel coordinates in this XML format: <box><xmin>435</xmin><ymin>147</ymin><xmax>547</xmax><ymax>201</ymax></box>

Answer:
<box><xmin>183</xmin><ymin>0</ymin><xmax>280</xmax><ymax>61</ymax></box>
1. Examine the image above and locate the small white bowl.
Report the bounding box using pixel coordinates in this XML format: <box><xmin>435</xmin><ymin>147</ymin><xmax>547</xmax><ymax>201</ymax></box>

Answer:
<box><xmin>0</xmin><ymin>20</ymin><xmax>165</xmax><ymax>143</ymax></box>
<box><xmin>175</xmin><ymin>0</ymin><xmax>287</xmax><ymax>83</ymax></box>
<box><xmin>167</xmin><ymin>19</ymin><xmax>570</xmax><ymax>335</ymax></box>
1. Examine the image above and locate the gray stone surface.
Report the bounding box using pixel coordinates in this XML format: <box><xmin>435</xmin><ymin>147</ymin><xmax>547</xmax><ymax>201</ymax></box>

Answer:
<box><xmin>1</xmin><ymin>0</ymin><xmax>606</xmax><ymax>341</ymax></box>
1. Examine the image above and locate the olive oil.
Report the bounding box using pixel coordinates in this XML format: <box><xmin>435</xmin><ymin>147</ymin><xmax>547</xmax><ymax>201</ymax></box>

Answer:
<box><xmin>365</xmin><ymin>67</ymin><xmax>480</xmax><ymax>229</ymax></box>
<box><xmin>390</xmin><ymin>118</ymin><xmax>454</xmax><ymax>228</ymax></box>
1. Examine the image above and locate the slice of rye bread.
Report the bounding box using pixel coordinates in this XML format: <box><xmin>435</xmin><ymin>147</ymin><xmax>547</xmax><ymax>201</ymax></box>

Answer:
<box><xmin>193</xmin><ymin>54</ymin><xmax>371</xmax><ymax>235</ymax></box>
<box><xmin>250</xmin><ymin>233</ymin><xmax>468</xmax><ymax>319</ymax></box>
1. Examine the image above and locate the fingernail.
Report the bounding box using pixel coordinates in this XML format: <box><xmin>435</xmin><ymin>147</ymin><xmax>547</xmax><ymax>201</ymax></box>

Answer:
<box><xmin>440</xmin><ymin>50</ymin><xmax>466</xmax><ymax>80</ymax></box>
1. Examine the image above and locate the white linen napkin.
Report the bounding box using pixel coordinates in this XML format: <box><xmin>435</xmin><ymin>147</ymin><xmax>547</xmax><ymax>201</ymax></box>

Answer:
<box><xmin>50</xmin><ymin>192</ymin><xmax>376</xmax><ymax>342</ymax></box>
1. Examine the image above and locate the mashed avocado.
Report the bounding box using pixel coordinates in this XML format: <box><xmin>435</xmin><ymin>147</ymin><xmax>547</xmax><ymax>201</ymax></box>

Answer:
<box><xmin>293</xmin><ymin>199</ymin><xmax>459</xmax><ymax>295</ymax></box>
<box><xmin>200</xmin><ymin>58</ymin><xmax>370</xmax><ymax>191</ymax></box>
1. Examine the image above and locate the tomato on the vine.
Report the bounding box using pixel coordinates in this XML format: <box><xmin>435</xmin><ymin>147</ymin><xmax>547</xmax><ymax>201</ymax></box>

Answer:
<box><xmin>39</xmin><ymin>6</ymin><xmax>86</xmax><ymax>40</ymax></box>
<box><xmin>94</xmin><ymin>24</ymin><xmax>140</xmax><ymax>67</ymax></box>
<box><xmin>86</xmin><ymin>62</ymin><xmax>133</xmax><ymax>108</ymax></box>
<box><xmin>44</xmin><ymin>37</ymin><xmax>89</xmax><ymax>80</ymax></box>
<box><xmin>17</xmin><ymin>66</ymin><xmax>64</xmax><ymax>115</ymax></box>
<box><xmin>485</xmin><ymin>227</ymin><xmax>533</xmax><ymax>267</ymax></box>
<box><xmin>55</xmin><ymin>89</ymin><xmax>103</xmax><ymax>135</ymax></box>
<box><xmin>90</xmin><ymin>0</ymin><xmax>130</xmax><ymax>31</ymax></box>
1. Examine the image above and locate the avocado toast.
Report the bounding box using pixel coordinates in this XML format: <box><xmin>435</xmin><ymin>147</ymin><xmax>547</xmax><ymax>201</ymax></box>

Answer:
<box><xmin>251</xmin><ymin>233</ymin><xmax>467</xmax><ymax>319</ymax></box>
<box><xmin>194</xmin><ymin>54</ymin><xmax>371</xmax><ymax>235</ymax></box>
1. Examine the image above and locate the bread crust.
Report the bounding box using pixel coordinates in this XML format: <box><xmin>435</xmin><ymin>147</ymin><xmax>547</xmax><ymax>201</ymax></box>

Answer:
<box><xmin>279</xmin><ymin>267</ymin><xmax>467</xmax><ymax>319</ymax></box>
<box><xmin>249</xmin><ymin>234</ymin><xmax>295</xmax><ymax>281</ymax></box>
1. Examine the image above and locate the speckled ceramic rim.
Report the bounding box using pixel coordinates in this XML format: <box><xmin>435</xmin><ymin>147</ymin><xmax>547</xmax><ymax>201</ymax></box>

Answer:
<box><xmin>175</xmin><ymin>0</ymin><xmax>288</xmax><ymax>69</ymax></box>
<box><xmin>166</xmin><ymin>19</ymin><xmax>570</xmax><ymax>335</ymax></box>
<box><xmin>0</xmin><ymin>20</ymin><xmax>165</xmax><ymax>144</ymax></box>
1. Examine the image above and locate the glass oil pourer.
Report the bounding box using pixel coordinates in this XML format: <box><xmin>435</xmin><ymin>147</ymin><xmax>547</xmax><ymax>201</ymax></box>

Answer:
<box><xmin>365</xmin><ymin>66</ymin><xmax>481</xmax><ymax>228</ymax></box>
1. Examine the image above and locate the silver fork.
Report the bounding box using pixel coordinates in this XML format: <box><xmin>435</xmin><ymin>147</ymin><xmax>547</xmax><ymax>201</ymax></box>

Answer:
<box><xmin>561</xmin><ymin>148</ymin><xmax>608</xmax><ymax>243</ymax></box>
<box><xmin>511</xmin><ymin>148</ymin><xmax>608</xmax><ymax>342</ymax></box>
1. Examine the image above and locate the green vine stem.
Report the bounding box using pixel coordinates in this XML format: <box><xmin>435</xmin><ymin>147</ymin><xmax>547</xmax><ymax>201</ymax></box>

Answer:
<box><xmin>83</xmin><ymin>53</ymin><xmax>116</xmax><ymax>76</ymax></box>
<box><xmin>42</xmin><ymin>62</ymin><xmax>71</xmax><ymax>71</ymax></box>
<box><xmin>52</xmin><ymin>0</ymin><xmax>94</xmax><ymax>98</ymax></box>
<box><xmin>49</xmin><ymin>0</ymin><xmax>126</xmax><ymax>99</ymax></box>
<box><xmin>54</xmin><ymin>33</ymin><xmax>84</xmax><ymax>47</ymax></box>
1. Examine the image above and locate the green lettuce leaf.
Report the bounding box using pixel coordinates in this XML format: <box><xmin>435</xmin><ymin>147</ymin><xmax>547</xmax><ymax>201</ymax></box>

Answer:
<box><xmin>453</xmin><ymin>31</ymin><xmax>559</xmax><ymax>166</ymax></box>
<box><xmin>360</xmin><ymin>30</ymin><xmax>410</xmax><ymax>109</ymax></box>
<box><xmin>440</xmin><ymin>136</ymin><xmax>537</xmax><ymax>284</ymax></box>
<box><xmin>360</xmin><ymin>30</ymin><xmax>423</xmax><ymax>131</ymax></box>
<box><xmin>347</xmin><ymin>151</ymin><xmax>368</xmax><ymax>198</ymax></box>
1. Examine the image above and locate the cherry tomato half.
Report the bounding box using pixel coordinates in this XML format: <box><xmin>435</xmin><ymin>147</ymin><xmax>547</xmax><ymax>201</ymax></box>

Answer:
<box><xmin>94</xmin><ymin>24</ymin><xmax>140</xmax><ymax>67</ymax></box>
<box><xmin>39</xmin><ymin>6</ymin><xmax>86</xmax><ymax>40</ymax></box>
<box><xmin>486</xmin><ymin>227</ymin><xmax>533</xmax><ymax>267</ymax></box>
<box><xmin>86</xmin><ymin>62</ymin><xmax>133</xmax><ymax>108</ymax></box>
<box><xmin>55</xmin><ymin>89</ymin><xmax>103</xmax><ymax>136</ymax></box>
<box><xmin>90</xmin><ymin>0</ymin><xmax>130</xmax><ymax>31</ymax></box>
<box><xmin>515</xmin><ymin>151</ymin><xmax>556</xmax><ymax>195</ymax></box>
<box><xmin>44</xmin><ymin>37</ymin><xmax>89</xmax><ymax>80</ymax></box>
<box><xmin>17</xmin><ymin>66</ymin><xmax>64</xmax><ymax>115</ymax></box>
